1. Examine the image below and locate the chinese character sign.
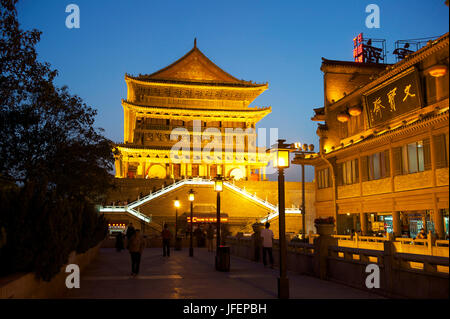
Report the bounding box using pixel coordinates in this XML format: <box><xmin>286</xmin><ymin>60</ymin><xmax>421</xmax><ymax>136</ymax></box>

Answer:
<box><xmin>364</xmin><ymin>68</ymin><xmax>422</xmax><ymax>127</ymax></box>
<box><xmin>353</xmin><ymin>33</ymin><xmax>364</xmax><ymax>63</ymax></box>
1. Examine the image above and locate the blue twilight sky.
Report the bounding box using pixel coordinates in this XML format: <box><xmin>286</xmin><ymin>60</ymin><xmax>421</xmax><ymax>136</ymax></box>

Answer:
<box><xmin>16</xmin><ymin>0</ymin><xmax>449</xmax><ymax>181</ymax></box>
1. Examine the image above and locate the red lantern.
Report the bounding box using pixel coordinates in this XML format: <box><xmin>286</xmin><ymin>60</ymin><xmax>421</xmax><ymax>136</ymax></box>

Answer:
<box><xmin>348</xmin><ymin>105</ymin><xmax>362</xmax><ymax>116</ymax></box>
<box><xmin>337</xmin><ymin>112</ymin><xmax>350</xmax><ymax>123</ymax></box>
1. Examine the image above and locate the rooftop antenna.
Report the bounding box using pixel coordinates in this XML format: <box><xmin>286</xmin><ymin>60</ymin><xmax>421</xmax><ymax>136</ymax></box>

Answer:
<box><xmin>194</xmin><ymin>38</ymin><xmax>197</xmax><ymax>48</ymax></box>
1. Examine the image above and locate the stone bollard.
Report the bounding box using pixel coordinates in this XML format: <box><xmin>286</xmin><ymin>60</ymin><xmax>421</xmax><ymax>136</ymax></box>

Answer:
<box><xmin>427</xmin><ymin>231</ymin><xmax>435</xmax><ymax>255</ymax></box>
<box><xmin>383</xmin><ymin>241</ymin><xmax>394</xmax><ymax>295</ymax></box>
<box><xmin>313</xmin><ymin>225</ymin><xmax>338</xmax><ymax>280</ymax></box>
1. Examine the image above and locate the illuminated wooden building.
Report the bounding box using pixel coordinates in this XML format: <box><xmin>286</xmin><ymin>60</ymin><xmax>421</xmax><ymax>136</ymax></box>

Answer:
<box><xmin>113</xmin><ymin>40</ymin><xmax>271</xmax><ymax>181</ymax></box>
<box><xmin>297</xmin><ymin>33</ymin><xmax>449</xmax><ymax>239</ymax></box>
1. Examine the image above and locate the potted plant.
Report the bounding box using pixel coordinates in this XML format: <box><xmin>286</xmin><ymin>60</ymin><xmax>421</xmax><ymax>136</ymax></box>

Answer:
<box><xmin>314</xmin><ymin>216</ymin><xmax>335</xmax><ymax>236</ymax></box>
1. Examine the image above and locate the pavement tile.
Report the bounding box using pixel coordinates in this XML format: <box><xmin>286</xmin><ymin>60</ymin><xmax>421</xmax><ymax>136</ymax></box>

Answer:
<box><xmin>63</xmin><ymin>248</ymin><xmax>383</xmax><ymax>299</ymax></box>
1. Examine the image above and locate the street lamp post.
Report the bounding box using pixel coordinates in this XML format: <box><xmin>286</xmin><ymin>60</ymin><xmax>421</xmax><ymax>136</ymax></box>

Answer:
<box><xmin>293</xmin><ymin>142</ymin><xmax>315</xmax><ymax>240</ymax></box>
<box><xmin>214</xmin><ymin>175</ymin><xmax>223</xmax><ymax>270</ymax></box>
<box><xmin>188</xmin><ymin>189</ymin><xmax>195</xmax><ymax>257</ymax></box>
<box><xmin>271</xmin><ymin>139</ymin><xmax>290</xmax><ymax>299</ymax></box>
<box><xmin>301</xmin><ymin>163</ymin><xmax>305</xmax><ymax>238</ymax></box>
<box><xmin>174</xmin><ymin>198</ymin><xmax>181</xmax><ymax>250</ymax></box>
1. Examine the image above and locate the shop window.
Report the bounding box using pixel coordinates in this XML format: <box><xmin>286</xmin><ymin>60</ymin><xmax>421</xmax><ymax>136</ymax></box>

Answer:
<box><xmin>171</xmin><ymin>119</ymin><xmax>184</xmax><ymax>127</ymax></box>
<box><xmin>317</xmin><ymin>168</ymin><xmax>331</xmax><ymax>189</ymax></box>
<box><xmin>393</xmin><ymin>138</ymin><xmax>431</xmax><ymax>175</ymax></box>
<box><xmin>337</xmin><ymin>159</ymin><xmax>359</xmax><ymax>185</ymax></box>
<box><xmin>206</xmin><ymin>121</ymin><xmax>220</xmax><ymax>128</ymax></box>
<box><xmin>192</xmin><ymin>164</ymin><xmax>199</xmax><ymax>177</ymax></box>
<box><xmin>442</xmin><ymin>209</ymin><xmax>449</xmax><ymax>238</ymax></box>
<box><xmin>361</xmin><ymin>150</ymin><xmax>390</xmax><ymax>181</ymax></box>
<box><xmin>433</xmin><ymin>134</ymin><xmax>448</xmax><ymax>169</ymax></box>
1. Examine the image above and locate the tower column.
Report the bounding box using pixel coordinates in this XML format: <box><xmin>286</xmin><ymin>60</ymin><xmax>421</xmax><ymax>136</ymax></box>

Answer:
<box><xmin>114</xmin><ymin>157</ymin><xmax>122</xmax><ymax>178</ymax></box>
<box><xmin>123</xmin><ymin>161</ymin><xmax>129</xmax><ymax>178</ymax></box>
<box><xmin>352</xmin><ymin>214</ymin><xmax>358</xmax><ymax>231</ymax></box>
<box><xmin>181</xmin><ymin>163</ymin><xmax>186</xmax><ymax>178</ymax></box>
<box><xmin>360</xmin><ymin>212</ymin><xmax>368</xmax><ymax>236</ymax></box>
<box><xmin>392</xmin><ymin>211</ymin><xmax>401</xmax><ymax>237</ymax></box>
<box><xmin>141</xmin><ymin>161</ymin><xmax>146</xmax><ymax>179</ymax></box>
<box><xmin>433</xmin><ymin>206</ymin><xmax>444</xmax><ymax>239</ymax></box>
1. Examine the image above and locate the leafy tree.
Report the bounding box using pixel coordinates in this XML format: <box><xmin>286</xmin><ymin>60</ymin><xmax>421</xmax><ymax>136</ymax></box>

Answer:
<box><xmin>0</xmin><ymin>0</ymin><xmax>114</xmax><ymax>202</ymax></box>
<box><xmin>0</xmin><ymin>0</ymin><xmax>112</xmax><ymax>280</ymax></box>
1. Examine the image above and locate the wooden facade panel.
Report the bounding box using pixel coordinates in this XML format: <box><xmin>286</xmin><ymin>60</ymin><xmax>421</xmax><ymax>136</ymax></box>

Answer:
<box><xmin>337</xmin><ymin>184</ymin><xmax>360</xmax><ymax>199</ymax></box>
<box><xmin>315</xmin><ymin>201</ymin><xmax>334</xmax><ymax>217</ymax></box>
<box><xmin>316</xmin><ymin>188</ymin><xmax>333</xmax><ymax>202</ymax></box>
<box><xmin>362</xmin><ymin>178</ymin><xmax>392</xmax><ymax>196</ymax></box>
<box><xmin>436</xmin><ymin>168</ymin><xmax>449</xmax><ymax>186</ymax></box>
<box><xmin>337</xmin><ymin>200</ymin><xmax>361</xmax><ymax>214</ymax></box>
<box><xmin>363</xmin><ymin>198</ymin><xmax>394</xmax><ymax>213</ymax></box>
<box><xmin>394</xmin><ymin>171</ymin><xmax>433</xmax><ymax>191</ymax></box>
<box><xmin>437</xmin><ymin>191</ymin><xmax>449</xmax><ymax>209</ymax></box>
<box><xmin>394</xmin><ymin>194</ymin><xmax>433</xmax><ymax>211</ymax></box>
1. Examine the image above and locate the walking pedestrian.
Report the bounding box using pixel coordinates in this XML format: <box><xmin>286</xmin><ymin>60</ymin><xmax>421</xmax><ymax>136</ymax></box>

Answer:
<box><xmin>128</xmin><ymin>229</ymin><xmax>145</xmax><ymax>276</ymax></box>
<box><xmin>162</xmin><ymin>224</ymin><xmax>172</xmax><ymax>257</ymax></box>
<box><xmin>206</xmin><ymin>224</ymin><xmax>214</xmax><ymax>252</ymax></box>
<box><xmin>115</xmin><ymin>231</ymin><xmax>124</xmax><ymax>252</ymax></box>
<box><xmin>251</xmin><ymin>227</ymin><xmax>262</xmax><ymax>262</ymax></box>
<box><xmin>125</xmin><ymin>222</ymin><xmax>135</xmax><ymax>240</ymax></box>
<box><xmin>125</xmin><ymin>222</ymin><xmax>135</xmax><ymax>248</ymax></box>
<box><xmin>194</xmin><ymin>226</ymin><xmax>203</xmax><ymax>247</ymax></box>
<box><xmin>260</xmin><ymin>222</ymin><xmax>274</xmax><ymax>268</ymax></box>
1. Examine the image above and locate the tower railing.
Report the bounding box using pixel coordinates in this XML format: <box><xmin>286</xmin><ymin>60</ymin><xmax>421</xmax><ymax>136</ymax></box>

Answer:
<box><xmin>99</xmin><ymin>177</ymin><xmax>302</xmax><ymax>224</ymax></box>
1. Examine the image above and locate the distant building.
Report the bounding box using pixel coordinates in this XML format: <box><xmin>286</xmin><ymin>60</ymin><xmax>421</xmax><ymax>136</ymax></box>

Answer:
<box><xmin>297</xmin><ymin>33</ymin><xmax>449</xmax><ymax>239</ymax></box>
<box><xmin>103</xmin><ymin>41</ymin><xmax>315</xmax><ymax>237</ymax></box>
<box><xmin>113</xmin><ymin>40</ymin><xmax>270</xmax><ymax>181</ymax></box>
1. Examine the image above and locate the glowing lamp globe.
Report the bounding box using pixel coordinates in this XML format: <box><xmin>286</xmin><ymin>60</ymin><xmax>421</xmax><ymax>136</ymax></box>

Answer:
<box><xmin>275</xmin><ymin>149</ymin><xmax>290</xmax><ymax>169</ymax></box>
<box><xmin>188</xmin><ymin>190</ymin><xmax>195</xmax><ymax>202</ymax></box>
<box><xmin>174</xmin><ymin>199</ymin><xmax>180</xmax><ymax>208</ymax></box>
<box><xmin>337</xmin><ymin>112</ymin><xmax>350</xmax><ymax>123</ymax></box>
<box><xmin>348</xmin><ymin>105</ymin><xmax>362</xmax><ymax>116</ymax></box>
<box><xmin>214</xmin><ymin>176</ymin><xmax>223</xmax><ymax>192</ymax></box>
<box><xmin>427</xmin><ymin>65</ymin><xmax>447</xmax><ymax>78</ymax></box>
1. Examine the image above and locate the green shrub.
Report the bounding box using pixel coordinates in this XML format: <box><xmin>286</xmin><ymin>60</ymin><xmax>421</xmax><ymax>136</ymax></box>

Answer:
<box><xmin>0</xmin><ymin>183</ymin><xmax>107</xmax><ymax>281</ymax></box>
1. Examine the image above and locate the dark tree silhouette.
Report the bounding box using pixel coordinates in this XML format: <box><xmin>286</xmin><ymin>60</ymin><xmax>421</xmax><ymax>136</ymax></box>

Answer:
<box><xmin>0</xmin><ymin>0</ymin><xmax>114</xmax><ymax>202</ymax></box>
<box><xmin>0</xmin><ymin>0</ymin><xmax>112</xmax><ymax>280</ymax></box>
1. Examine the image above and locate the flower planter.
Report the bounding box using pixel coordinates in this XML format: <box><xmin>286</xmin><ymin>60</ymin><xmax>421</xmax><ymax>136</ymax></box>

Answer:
<box><xmin>315</xmin><ymin>224</ymin><xmax>334</xmax><ymax>236</ymax></box>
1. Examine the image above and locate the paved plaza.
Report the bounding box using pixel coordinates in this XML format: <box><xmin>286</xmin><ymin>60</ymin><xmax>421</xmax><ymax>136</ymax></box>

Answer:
<box><xmin>64</xmin><ymin>248</ymin><xmax>383</xmax><ymax>299</ymax></box>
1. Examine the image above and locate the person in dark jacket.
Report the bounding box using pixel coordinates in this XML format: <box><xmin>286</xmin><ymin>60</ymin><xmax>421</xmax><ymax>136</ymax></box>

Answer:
<box><xmin>128</xmin><ymin>229</ymin><xmax>145</xmax><ymax>276</ymax></box>
<box><xmin>125</xmin><ymin>223</ymin><xmax>136</xmax><ymax>249</ymax></box>
<box><xmin>162</xmin><ymin>224</ymin><xmax>172</xmax><ymax>257</ymax></box>
<box><xmin>251</xmin><ymin>229</ymin><xmax>262</xmax><ymax>262</ymax></box>
<box><xmin>115</xmin><ymin>232</ymin><xmax>124</xmax><ymax>252</ymax></box>
<box><xmin>126</xmin><ymin>223</ymin><xmax>136</xmax><ymax>240</ymax></box>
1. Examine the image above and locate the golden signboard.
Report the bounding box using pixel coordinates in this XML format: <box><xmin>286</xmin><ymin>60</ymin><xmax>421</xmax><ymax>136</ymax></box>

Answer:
<box><xmin>364</xmin><ymin>67</ymin><xmax>423</xmax><ymax>127</ymax></box>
